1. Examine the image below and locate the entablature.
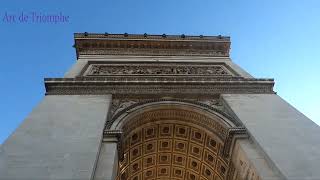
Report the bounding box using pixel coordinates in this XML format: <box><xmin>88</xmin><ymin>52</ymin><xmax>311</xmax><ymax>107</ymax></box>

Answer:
<box><xmin>44</xmin><ymin>77</ymin><xmax>274</xmax><ymax>95</ymax></box>
<box><xmin>74</xmin><ymin>33</ymin><xmax>230</xmax><ymax>58</ymax></box>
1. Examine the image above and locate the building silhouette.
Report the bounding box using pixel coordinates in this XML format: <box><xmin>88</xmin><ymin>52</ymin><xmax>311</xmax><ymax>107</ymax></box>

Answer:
<box><xmin>1</xmin><ymin>33</ymin><xmax>320</xmax><ymax>180</ymax></box>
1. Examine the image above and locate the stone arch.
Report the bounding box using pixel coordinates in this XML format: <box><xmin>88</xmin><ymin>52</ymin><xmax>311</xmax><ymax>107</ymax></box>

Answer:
<box><xmin>106</xmin><ymin>99</ymin><xmax>247</xmax><ymax>180</ymax></box>
<box><xmin>107</xmin><ymin>98</ymin><xmax>242</xmax><ymax>130</ymax></box>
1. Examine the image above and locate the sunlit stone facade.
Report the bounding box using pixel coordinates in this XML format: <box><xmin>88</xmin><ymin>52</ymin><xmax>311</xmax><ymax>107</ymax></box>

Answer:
<box><xmin>1</xmin><ymin>33</ymin><xmax>319</xmax><ymax>180</ymax></box>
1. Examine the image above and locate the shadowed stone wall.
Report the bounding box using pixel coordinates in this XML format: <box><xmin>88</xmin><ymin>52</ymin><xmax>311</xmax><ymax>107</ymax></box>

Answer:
<box><xmin>0</xmin><ymin>95</ymin><xmax>111</xmax><ymax>180</ymax></box>
<box><xmin>223</xmin><ymin>94</ymin><xmax>320</xmax><ymax>180</ymax></box>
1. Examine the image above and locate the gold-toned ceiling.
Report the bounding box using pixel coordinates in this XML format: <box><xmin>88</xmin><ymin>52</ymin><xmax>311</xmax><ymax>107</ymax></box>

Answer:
<box><xmin>117</xmin><ymin>121</ymin><xmax>231</xmax><ymax>180</ymax></box>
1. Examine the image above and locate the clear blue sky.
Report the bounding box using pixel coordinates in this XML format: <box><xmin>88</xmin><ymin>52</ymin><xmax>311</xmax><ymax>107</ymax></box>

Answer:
<box><xmin>0</xmin><ymin>0</ymin><xmax>319</xmax><ymax>144</ymax></box>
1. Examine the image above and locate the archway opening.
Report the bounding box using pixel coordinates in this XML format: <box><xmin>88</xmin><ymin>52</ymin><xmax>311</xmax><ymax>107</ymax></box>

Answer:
<box><xmin>112</xmin><ymin>102</ymin><xmax>240</xmax><ymax>180</ymax></box>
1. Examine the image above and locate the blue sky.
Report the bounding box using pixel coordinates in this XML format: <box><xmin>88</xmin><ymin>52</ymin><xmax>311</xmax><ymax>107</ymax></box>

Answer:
<box><xmin>0</xmin><ymin>0</ymin><xmax>319</xmax><ymax>144</ymax></box>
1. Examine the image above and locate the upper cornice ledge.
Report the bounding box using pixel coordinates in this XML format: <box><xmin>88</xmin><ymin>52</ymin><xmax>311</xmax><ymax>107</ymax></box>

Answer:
<box><xmin>74</xmin><ymin>33</ymin><xmax>230</xmax><ymax>58</ymax></box>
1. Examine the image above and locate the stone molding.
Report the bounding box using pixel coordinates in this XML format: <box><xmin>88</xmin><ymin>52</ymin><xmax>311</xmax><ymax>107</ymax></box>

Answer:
<box><xmin>78</xmin><ymin>48</ymin><xmax>228</xmax><ymax>57</ymax></box>
<box><xmin>74</xmin><ymin>33</ymin><xmax>230</xmax><ymax>41</ymax></box>
<box><xmin>86</xmin><ymin>64</ymin><xmax>233</xmax><ymax>76</ymax></box>
<box><xmin>223</xmin><ymin>128</ymin><xmax>248</xmax><ymax>158</ymax></box>
<box><xmin>44</xmin><ymin>78</ymin><xmax>274</xmax><ymax>95</ymax></box>
<box><xmin>104</xmin><ymin>129</ymin><xmax>122</xmax><ymax>138</ymax></box>
<box><xmin>105</xmin><ymin>98</ymin><xmax>238</xmax><ymax>130</ymax></box>
<box><xmin>229</xmin><ymin>140</ymin><xmax>263</xmax><ymax>180</ymax></box>
<box><xmin>74</xmin><ymin>33</ymin><xmax>230</xmax><ymax>57</ymax></box>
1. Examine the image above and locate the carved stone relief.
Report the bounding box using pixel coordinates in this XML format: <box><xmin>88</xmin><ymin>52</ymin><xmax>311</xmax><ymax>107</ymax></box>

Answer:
<box><xmin>45</xmin><ymin>83</ymin><xmax>275</xmax><ymax>96</ymax></box>
<box><xmin>87</xmin><ymin>64</ymin><xmax>232</xmax><ymax>76</ymax></box>
<box><xmin>230</xmin><ymin>142</ymin><xmax>262</xmax><ymax>180</ymax></box>
<box><xmin>78</xmin><ymin>48</ymin><xmax>229</xmax><ymax>57</ymax></box>
<box><xmin>105</xmin><ymin>97</ymin><xmax>234</xmax><ymax>131</ymax></box>
<box><xmin>75</xmin><ymin>33</ymin><xmax>231</xmax><ymax>57</ymax></box>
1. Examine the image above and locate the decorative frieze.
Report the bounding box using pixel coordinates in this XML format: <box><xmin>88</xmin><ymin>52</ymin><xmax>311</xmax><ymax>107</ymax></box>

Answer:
<box><xmin>78</xmin><ymin>48</ymin><xmax>228</xmax><ymax>57</ymax></box>
<box><xmin>44</xmin><ymin>78</ymin><xmax>275</xmax><ymax>95</ymax></box>
<box><xmin>74</xmin><ymin>33</ymin><xmax>230</xmax><ymax>57</ymax></box>
<box><xmin>86</xmin><ymin>64</ymin><xmax>232</xmax><ymax>76</ymax></box>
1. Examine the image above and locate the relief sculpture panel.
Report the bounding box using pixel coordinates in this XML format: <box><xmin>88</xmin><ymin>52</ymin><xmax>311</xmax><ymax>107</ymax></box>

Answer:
<box><xmin>86</xmin><ymin>64</ymin><xmax>233</xmax><ymax>76</ymax></box>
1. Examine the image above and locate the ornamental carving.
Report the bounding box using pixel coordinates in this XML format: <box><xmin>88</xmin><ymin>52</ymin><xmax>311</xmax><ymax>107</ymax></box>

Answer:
<box><xmin>109</xmin><ymin>98</ymin><xmax>140</xmax><ymax>120</ymax></box>
<box><xmin>120</xmin><ymin>109</ymin><xmax>229</xmax><ymax>140</ymax></box>
<box><xmin>103</xmin><ymin>97</ymin><xmax>248</xmax><ymax>180</ymax></box>
<box><xmin>200</xmin><ymin>99</ymin><xmax>221</xmax><ymax>107</ymax></box>
<box><xmin>229</xmin><ymin>141</ymin><xmax>262</xmax><ymax>180</ymax></box>
<box><xmin>87</xmin><ymin>64</ymin><xmax>232</xmax><ymax>76</ymax></box>
<box><xmin>75</xmin><ymin>33</ymin><xmax>230</xmax><ymax>57</ymax></box>
<box><xmin>44</xmin><ymin>78</ymin><xmax>275</xmax><ymax>95</ymax></box>
<box><xmin>104</xmin><ymin>98</ymin><xmax>240</xmax><ymax>131</ymax></box>
<box><xmin>78</xmin><ymin>48</ymin><xmax>228</xmax><ymax>57</ymax></box>
<box><xmin>116</xmin><ymin>122</ymin><xmax>231</xmax><ymax>180</ymax></box>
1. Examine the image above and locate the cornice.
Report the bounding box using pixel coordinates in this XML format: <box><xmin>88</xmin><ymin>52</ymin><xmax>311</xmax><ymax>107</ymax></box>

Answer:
<box><xmin>74</xmin><ymin>33</ymin><xmax>230</xmax><ymax>58</ymax></box>
<box><xmin>74</xmin><ymin>33</ymin><xmax>230</xmax><ymax>41</ymax></box>
<box><xmin>44</xmin><ymin>77</ymin><xmax>274</xmax><ymax>95</ymax></box>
